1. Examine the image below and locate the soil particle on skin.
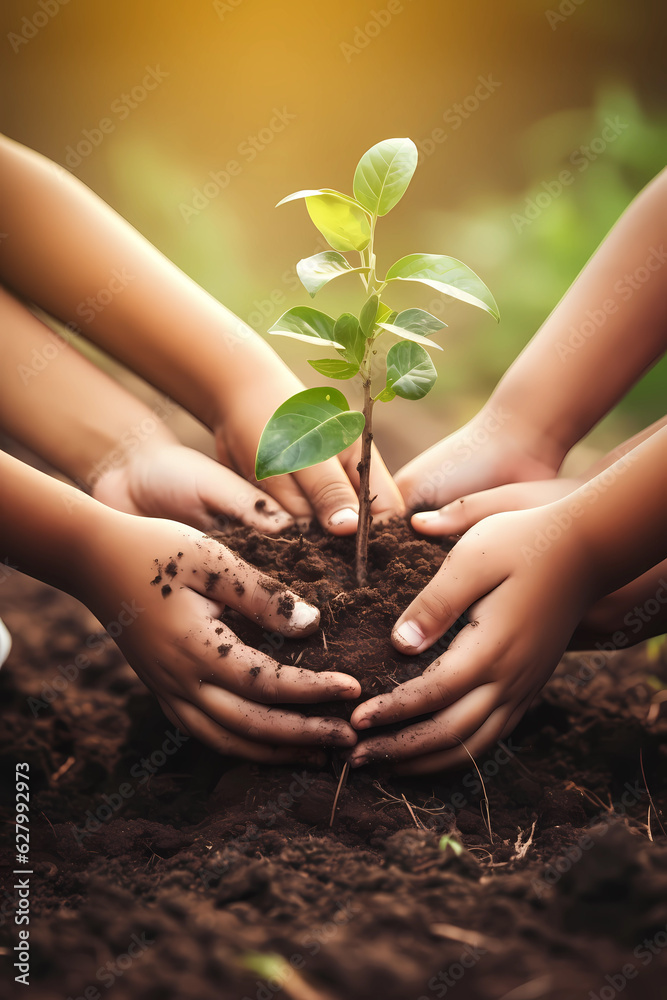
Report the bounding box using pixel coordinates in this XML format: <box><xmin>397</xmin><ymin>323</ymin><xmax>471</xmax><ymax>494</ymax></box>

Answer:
<box><xmin>205</xmin><ymin>571</ymin><xmax>221</xmax><ymax>593</ymax></box>
<box><xmin>248</xmin><ymin>665</ymin><xmax>261</xmax><ymax>678</ymax></box>
<box><xmin>254</xmin><ymin>499</ymin><xmax>266</xmax><ymax>512</ymax></box>
<box><xmin>165</xmin><ymin>561</ymin><xmax>178</xmax><ymax>578</ymax></box>
<box><xmin>150</xmin><ymin>574</ymin><xmax>162</xmax><ymax>586</ymax></box>
<box><xmin>214</xmin><ymin>627</ymin><xmax>224</xmax><ymax>636</ymax></box>
<box><xmin>217</xmin><ymin>644</ymin><xmax>232</xmax><ymax>657</ymax></box>
<box><xmin>161</xmin><ymin>584</ymin><xmax>172</xmax><ymax>598</ymax></box>
<box><xmin>233</xmin><ymin>581</ymin><xmax>245</xmax><ymax>597</ymax></box>
<box><xmin>1</xmin><ymin>518</ymin><xmax>666</xmax><ymax>1000</ymax></box>
<box><xmin>276</xmin><ymin>593</ymin><xmax>295</xmax><ymax>619</ymax></box>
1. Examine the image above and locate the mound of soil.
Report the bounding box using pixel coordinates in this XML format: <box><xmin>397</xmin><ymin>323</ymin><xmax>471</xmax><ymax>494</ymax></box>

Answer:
<box><xmin>1</xmin><ymin>519</ymin><xmax>667</xmax><ymax>1000</ymax></box>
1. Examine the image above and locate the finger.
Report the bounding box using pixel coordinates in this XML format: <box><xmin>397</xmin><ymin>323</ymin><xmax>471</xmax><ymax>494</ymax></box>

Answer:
<box><xmin>411</xmin><ymin>481</ymin><xmax>572</xmax><ymax>538</ymax></box>
<box><xmin>391</xmin><ymin>537</ymin><xmax>501</xmax><ymax>655</ymax></box>
<box><xmin>162</xmin><ymin>696</ymin><xmax>327</xmax><ymax>765</ymax></box>
<box><xmin>250</xmin><ymin>471</ymin><xmax>314</xmax><ymax>525</ymax></box>
<box><xmin>340</xmin><ymin>442</ymin><xmax>406</xmax><ymax>524</ymax></box>
<box><xmin>197</xmin><ymin>621</ymin><xmax>361</xmax><ymax>703</ymax></box>
<box><xmin>294</xmin><ymin>457</ymin><xmax>362</xmax><ymax>535</ymax></box>
<box><xmin>187</xmin><ymin>542</ymin><xmax>322</xmax><ymax>637</ymax></box>
<box><xmin>348</xmin><ymin>683</ymin><xmax>500</xmax><ymax>767</ymax></box>
<box><xmin>192</xmin><ymin>684</ymin><xmax>358</xmax><ymax>747</ymax></box>
<box><xmin>196</xmin><ymin>462</ymin><xmax>294</xmax><ymax>535</ymax></box>
<box><xmin>352</xmin><ymin>606</ymin><xmax>504</xmax><ymax>730</ymax></box>
<box><xmin>394</xmin><ymin>699</ymin><xmax>529</xmax><ymax>775</ymax></box>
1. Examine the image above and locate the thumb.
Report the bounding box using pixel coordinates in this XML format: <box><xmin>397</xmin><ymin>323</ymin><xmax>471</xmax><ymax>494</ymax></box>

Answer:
<box><xmin>293</xmin><ymin>457</ymin><xmax>362</xmax><ymax>535</ymax></box>
<box><xmin>392</xmin><ymin>540</ymin><xmax>497</xmax><ymax>654</ymax></box>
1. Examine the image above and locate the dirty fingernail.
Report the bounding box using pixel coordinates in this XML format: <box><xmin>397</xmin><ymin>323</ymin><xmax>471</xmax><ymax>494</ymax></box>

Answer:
<box><xmin>394</xmin><ymin>620</ymin><xmax>426</xmax><ymax>649</ymax></box>
<box><xmin>291</xmin><ymin>601</ymin><xmax>320</xmax><ymax>630</ymax></box>
<box><xmin>328</xmin><ymin>507</ymin><xmax>358</xmax><ymax>529</ymax></box>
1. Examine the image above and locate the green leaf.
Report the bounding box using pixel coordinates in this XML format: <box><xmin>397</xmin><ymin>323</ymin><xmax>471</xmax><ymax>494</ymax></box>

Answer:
<box><xmin>376</xmin><ymin>321</ymin><xmax>444</xmax><ymax>350</ymax></box>
<box><xmin>255</xmin><ymin>387</ymin><xmax>364</xmax><ymax>479</ymax></box>
<box><xmin>385</xmin><ymin>341</ymin><xmax>437</xmax><ymax>400</ymax></box>
<box><xmin>268</xmin><ymin>306</ymin><xmax>343</xmax><ymax>348</ymax></box>
<box><xmin>334</xmin><ymin>313</ymin><xmax>366</xmax><ymax>366</ymax></box>
<box><xmin>353</xmin><ymin>138</ymin><xmax>418</xmax><ymax>216</ymax></box>
<box><xmin>376</xmin><ymin>302</ymin><xmax>396</xmax><ymax>325</ymax></box>
<box><xmin>296</xmin><ymin>251</ymin><xmax>365</xmax><ymax>297</ymax></box>
<box><xmin>306</xmin><ymin>194</ymin><xmax>371</xmax><ymax>253</ymax></box>
<box><xmin>276</xmin><ymin>187</ymin><xmax>369</xmax><ymax>212</ymax></box>
<box><xmin>391</xmin><ymin>308</ymin><xmax>447</xmax><ymax>335</ymax></box>
<box><xmin>359</xmin><ymin>295</ymin><xmax>379</xmax><ymax>336</ymax></box>
<box><xmin>386</xmin><ymin>254</ymin><xmax>500</xmax><ymax>321</ymax></box>
<box><xmin>375</xmin><ymin>386</ymin><xmax>396</xmax><ymax>403</ymax></box>
<box><xmin>307</xmin><ymin>358</ymin><xmax>359</xmax><ymax>380</ymax></box>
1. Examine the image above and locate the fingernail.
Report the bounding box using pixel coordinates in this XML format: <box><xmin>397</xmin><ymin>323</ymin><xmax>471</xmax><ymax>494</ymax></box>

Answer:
<box><xmin>394</xmin><ymin>619</ymin><xmax>426</xmax><ymax>649</ymax></box>
<box><xmin>413</xmin><ymin>509</ymin><xmax>444</xmax><ymax>523</ymax></box>
<box><xmin>350</xmin><ymin>756</ymin><xmax>367</xmax><ymax>769</ymax></box>
<box><xmin>291</xmin><ymin>601</ymin><xmax>319</xmax><ymax>630</ymax></box>
<box><xmin>354</xmin><ymin>717</ymin><xmax>371</xmax><ymax>730</ymax></box>
<box><xmin>328</xmin><ymin>507</ymin><xmax>358</xmax><ymax>529</ymax></box>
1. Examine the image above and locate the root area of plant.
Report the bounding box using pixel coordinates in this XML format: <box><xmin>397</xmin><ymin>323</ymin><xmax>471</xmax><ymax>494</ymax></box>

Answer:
<box><xmin>1</xmin><ymin>519</ymin><xmax>667</xmax><ymax>1000</ymax></box>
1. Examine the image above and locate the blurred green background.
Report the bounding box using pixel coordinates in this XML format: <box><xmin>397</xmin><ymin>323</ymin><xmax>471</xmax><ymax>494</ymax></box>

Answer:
<box><xmin>1</xmin><ymin>0</ymin><xmax>665</xmax><ymax>471</ymax></box>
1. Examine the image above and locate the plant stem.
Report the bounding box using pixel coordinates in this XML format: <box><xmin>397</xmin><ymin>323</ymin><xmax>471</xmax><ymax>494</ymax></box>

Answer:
<box><xmin>355</xmin><ymin>362</ymin><xmax>374</xmax><ymax>587</ymax></box>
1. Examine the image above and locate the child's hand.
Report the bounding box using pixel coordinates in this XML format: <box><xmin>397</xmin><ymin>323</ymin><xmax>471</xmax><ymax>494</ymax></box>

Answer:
<box><xmin>347</xmin><ymin>506</ymin><xmax>594</xmax><ymax>774</ymax></box>
<box><xmin>80</xmin><ymin>511</ymin><xmax>360</xmax><ymax>763</ymax></box>
<box><xmin>394</xmin><ymin>410</ymin><xmax>564</xmax><ymax>513</ymax></box>
<box><xmin>92</xmin><ymin>440</ymin><xmax>294</xmax><ymax>535</ymax></box>
<box><xmin>410</xmin><ymin>477</ymin><xmax>581</xmax><ymax>538</ymax></box>
<box><xmin>215</xmin><ymin>362</ymin><xmax>405</xmax><ymax>534</ymax></box>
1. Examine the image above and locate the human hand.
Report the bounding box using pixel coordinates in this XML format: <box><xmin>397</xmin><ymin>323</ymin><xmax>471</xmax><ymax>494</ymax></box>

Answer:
<box><xmin>214</xmin><ymin>358</ymin><xmax>405</xmax><ymax>534</ymax></box>
<box><xmin>78</xmin><ymin>510</ymin><xmax>360</xmax><ymax>763</ymax></box>
<box><xmin>395</xmin><ymin>408</ymin><xmax>564</xmax><ymax>513</ymax></box>
<box><xmin>92</xmin><ymin>439</ymin><xmax>295</xmax><ymax>535</ymax></box>
<box><xmin>410</xmin><ymin>477</ymin><xmax>581</xmax><ymax>539</ymax></box>
<box><xmin>347</xmin><ymin>505</ymin><xmax>595</xmax><ymax>774</ymax></box>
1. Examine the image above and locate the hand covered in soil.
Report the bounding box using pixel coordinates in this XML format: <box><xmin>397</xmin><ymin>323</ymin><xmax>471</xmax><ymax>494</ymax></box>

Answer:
<box><xmin>81</xmin><ymin>512</ymin><xmax>360</xmax><ymax>763</ymax></box>
<box><xmin>347</xmin><ymin>506</ymin><xmax>596</xmax><ymax>774</ymax></box>
<box><xmin>92</xmin><ymin>440</ymin><xmax>295</xmax><ymax>535</ymax></box>
<box><xmin>395</xmin><ymin>410</ymin><xmax>563</xmax><ymax>514</ymax></box>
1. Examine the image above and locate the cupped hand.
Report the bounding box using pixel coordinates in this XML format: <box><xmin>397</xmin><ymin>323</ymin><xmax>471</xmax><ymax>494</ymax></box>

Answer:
<box><xmin>395</xmin><ymin>409</ymin><xmax>564</xmax><ymax>514</ymax></box>
<box><xmin>346</xmin><ymin>505</ymin><xmax>595</xmax><ymax>774</ymax></box>
<box><xmin>92</xmin><ymin>440</ymin><xmax>295</xmax><ymax>535</ymax></box>
<box><xmin>80</xmin><ymin>511</ymin><xmax>361</xmax><ymax>763</ymax></box>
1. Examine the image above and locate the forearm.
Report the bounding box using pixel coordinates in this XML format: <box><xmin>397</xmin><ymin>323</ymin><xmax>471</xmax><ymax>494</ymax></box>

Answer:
<box><xmin>581</xmin><ymin>415</ymin><xmax>667</xmax><ymax>480</ymax></box>
<box><xmin>0</xmin><ymin>135</ymin><xmax>295</xmax><ymax>432</ymax></box>
<box><xmin>0</xmin><ymin>451</ymin><xmax>104</xmax><ymax>595</ymax></box>
<box><xmin>0</xmin><ymin>285</ymin><xmax>176</xmax><ymax>487</ymax></box>
<box><xmin>489</xmin><ymin>169</ymin><xmax>667</xmax><ymax>461</ymax></box>
<box><xmin>555</xmin><ymin>426</ymin><xmax>667</xmax><ymax>599</ymax></box>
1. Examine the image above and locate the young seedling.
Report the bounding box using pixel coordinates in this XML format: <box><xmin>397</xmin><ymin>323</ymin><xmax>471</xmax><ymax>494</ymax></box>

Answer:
<box><xmin>255</xmin><ymin>137</ymin><xmax>499</xmax><ymax>586</ymax></box>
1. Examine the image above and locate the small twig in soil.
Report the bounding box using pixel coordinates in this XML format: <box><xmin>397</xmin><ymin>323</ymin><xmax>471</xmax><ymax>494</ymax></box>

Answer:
<box><xmin>640</xmin><ymin>748</ymin><xmax>666</xmax><ymax>838</ymax></box>
<box><xmin>40</xmin><ymin>811</ymin><xmax>57</xmax><ymax>840</ymax></box>
<box><xmin>51</xmin><ymin>756</ymin><xmax>75</xmax><ymax>783</ymax></box>
<box><xmin>321</xmin><ymin>629</ymin><xmax>328</xmax><ymax>652</ymax></box>
<box><xmin>401</xmin><ymin>792</ymin><xmax>426</xmax><ymax>830</ymax></box>
<box><xmin>292</xmin><ymin>650</ymin><xmax>304</xmax><ymax>665</ymax></box>
<box><xmin>512</xmin><ymin>819</ymin><xmax>537</xmax><ymax>861</ymax></box>
<box><xmin>455</xmin><ymin>738</ymin><xmax>494</xmax><ymax>843</ymax></box>
<box><xmin>429</xmin><ymin>922</ymin><xmax>503</xmax><ymax>954</ymax></box>
<box><xmin>329</xmin><ymin>761</ymin><xmax>349</xmax><ymax>828</ymax></box>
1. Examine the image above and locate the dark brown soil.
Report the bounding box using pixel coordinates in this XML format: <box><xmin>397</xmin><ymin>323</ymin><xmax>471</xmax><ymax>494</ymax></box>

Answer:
<box><xmin>1</xmin><ymin>521</ymin><xmax>667</xmax><ymax>1000</ymax></box>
